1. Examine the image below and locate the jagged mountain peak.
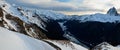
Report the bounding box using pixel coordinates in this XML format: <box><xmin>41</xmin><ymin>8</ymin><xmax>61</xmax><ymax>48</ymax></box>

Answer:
<box><xmin>1</xmin><ymin>0</ymin><xmax>120</xmax><ymax>50</ymax></box>
<box><xmin>107</xmin><ymin>7</ymin><xmax>119</xmax><ymax>16</ymax></box>
<box><xmin>92</xmin><ymin>42</ymin><xmax>112</xmax><ymax>50</ymax></box>
<box><xmin>0</xmin><ymin>0</ymin><xmax>69</xmax><ymax>40</ymax></box>
<box><xmin>91</xmin><ymin>42</ymin><xmax>120</xmax><ymax>50</ymax></box>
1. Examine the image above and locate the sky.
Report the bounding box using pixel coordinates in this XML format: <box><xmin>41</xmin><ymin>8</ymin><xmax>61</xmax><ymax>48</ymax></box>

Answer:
<box><xmin>5</xmin><ymin>0</ymin><xmax>120</xmax><ymax>15</ymax></box>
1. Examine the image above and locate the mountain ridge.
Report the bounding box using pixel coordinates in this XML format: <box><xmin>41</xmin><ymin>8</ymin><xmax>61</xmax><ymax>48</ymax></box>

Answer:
<box><xmin>1</xmin><ymin>0</ymin><xmax>120</xmax><ymax>50</ymax></box>
<box><xmin>107</xmin><ymin>7</ymin><xmax>119</xmax><ymax>16</ymax></box>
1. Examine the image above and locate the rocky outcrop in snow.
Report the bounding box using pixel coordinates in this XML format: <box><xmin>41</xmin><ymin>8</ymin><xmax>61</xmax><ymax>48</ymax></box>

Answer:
<box><xmin>0</xmin><ymin>27</ymin><xmax>55</xmax><ymax>50</ymax></box>
<box><xmin>1</xmin><ymin>0</ymin><xmax>120</xmax><ymax>50</ymax></box>
<box><xmin>0</xmin><ymin>1</ymin><xmax>47</xmax><ymax>39</ymax></box>
<box><xmin>107</xmin><ymin>7</ymin><xmax>119</xmax><ymax>16</ymax></box>
<box><xmin>92</xmin><ymin>42</ymin><xmax>120</xmax><ymax>50</ymax></box>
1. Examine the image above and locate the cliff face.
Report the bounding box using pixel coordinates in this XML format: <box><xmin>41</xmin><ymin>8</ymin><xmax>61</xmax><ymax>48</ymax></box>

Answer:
<box><xmin>91</xmin><ymin>42</ymin><xmax>120</xmax><ymax>50</ymax></box>
<box><xmin>107</xmin><ymin>7</ymin><xmax>119</xmax><ymax>16</ymax></box>
<box><xmin>0</xmin><ymin>5</ymin><xmax>47</xmax><ymax>39</ymax></box>
<box><xmin>0</xmin><ymin>1</ymin><xmax>66</xmax><ymax>40</ymax></box>
<box><xmin>1</xmin><ymin>0</ymin><xmax>120</xmax><ymax>50</ymax></box>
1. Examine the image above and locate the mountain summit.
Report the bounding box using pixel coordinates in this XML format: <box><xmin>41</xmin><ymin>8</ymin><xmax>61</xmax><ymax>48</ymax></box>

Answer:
<box><xmin>1</xmin><ymin>0</ymin><xmax>120</xmax><ymax>50</ymax></box>
<box><xmin>107</xmin><ymin>7</ymin><xmax>119</xmax><ymax>16</ymax></box>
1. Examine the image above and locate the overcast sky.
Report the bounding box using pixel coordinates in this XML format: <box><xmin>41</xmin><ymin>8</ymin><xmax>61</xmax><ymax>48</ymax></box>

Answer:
<box><xmin>5</xmin><ymin>0</ymin><xmax>120</xmax><ymax>15</ymax></box>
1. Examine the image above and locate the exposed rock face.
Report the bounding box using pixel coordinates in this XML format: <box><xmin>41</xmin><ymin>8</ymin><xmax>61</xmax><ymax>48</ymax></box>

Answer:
<box><xmin>91</xmin><ymin>42</ymin><xmax>118</xmax><ymax>50</ymax></box>
<box><xmin>63</xmin><ymin>20</ymin><xmax>120</xmax><ymax>48</ymax></box>
<box><xmin>0</xmin><ymin>7</ymin><xmax>47</xmax><ymax>39</ymax></box>
<box><xmin>2</xmin><ymin>1</ymin><xmax>120</xmax><ymax>50</ymax></box>
<box><xmin>0</xmin><ymin>0</ymin><xmax>67</xmax><ymax>40</ymax></box>
<box><xmin>107</xmin><ymin>7</ymin><xmax>119</xmax><ymax>16</ymax></box>
<box><xmin>0</xmin><ymin>8</ymin><xmax>3</xmax><ymax>26</ymax></box>
<box><xmin>45</xmin><ymin>20</ymin><xmax>65</xmax><ymax>39</ymax></box>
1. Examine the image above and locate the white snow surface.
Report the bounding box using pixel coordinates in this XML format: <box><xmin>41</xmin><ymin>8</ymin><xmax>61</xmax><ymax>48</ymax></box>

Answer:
<box><xmin>0</xmin><ymin>27</ymin><xmax>89</xmax><ymax>50</ymax></box>
<box><xmin>99</xmin><ymin>45</ymin><xmax>120</xmax><ymax>50</ymax></box>
<box><xmin>93</xmin><ymin>42</ymin><xmax>120</xmax><ymax>50</ymax></box>
<box><xmin>0</xmin><ymin>1</ymin><xmax>29</xmax><ymax>23</ymax></box>
<box><xmin>79</xmin><ymin>13</ymin><xmax>120</xmax><ymax>23</ymax></box>
<box><xmin>46</xmin><ymin>40</ymin><xmax>88</xmax><ymax>50</ymax></box>
<box><xmin>1</xmin><ymin>0</ymin><xmax>120</xmax><ymax>24</ymax></box>
<box><xmin>21</xmin><ymin>7</ymin><xmax>70</xmax><ymax>20</ymax></box>
<box><xmin>1</xmin><ymin>0</ymin><xmax>120</xmax><ymax>31</ymax></box>
<box><xmin>0</xmin><ymin>0</ymin><xmax>70</xmax><ymax>30</ymax></box>
<box><xmin>0</xmin><ymin>27</ymin><xmax>55</xmax><ymax>50</ymax></box>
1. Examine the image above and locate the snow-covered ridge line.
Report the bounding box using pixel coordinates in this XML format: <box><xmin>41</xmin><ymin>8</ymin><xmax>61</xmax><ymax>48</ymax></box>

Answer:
<box><xmin>92</xmin><ymin>42</ymin><xmax>120</xmax><ymax>50</ymax></box>
<box><xmin>21</xmin><ymin>7</ymin><xmax>68</xmax><ymax>20</ymax></box>
<box><xmin>0</xmin><ymin>27</ymin><xmax>89</xmax><ymax>50</ymax></box>
<box><xmin>19</xmin><ymin>6</ymin><xmax>120</xmax><ymax>23</ymax></box>
<box><xmin>1</xmin><ymin>0</ymin><xmax>120</xmax><ymax>23</ymax></box>
<box><xmin>0</xmin><ymin>0</ymin><xmax>68</xmax><ymax>20</ymax></box>
<box><xmin>80</xmin><ymin>13</ymin><xmax>120</xmax><ymax>23</ymax></box>
<box><xmin>0</xmin><ymin>0</ymin><xmax>29</xmax><ymax>23</ymax></box>
<box><xmin>73</xmin><ymin>7</ymin><xmax>120</xmax><ymax>23</ymax></box>
<box><xmin>0</xmin><ymin>27</ymin><xmax>55</xmax><ymax>50</ymax></box>
<box><xmin>45</xmin><ymin>40</ymin><xmax>88</xmax><ymax>50</ymax></box>
<box><xmin>0</xmin><ymin>0</ymin><xmax>48</xmax><ymax>39</ymax></box>
<box><xmin>0</xmin><ymin>0</ymin><xmax>70</xmax><ymax>31</ymax></box>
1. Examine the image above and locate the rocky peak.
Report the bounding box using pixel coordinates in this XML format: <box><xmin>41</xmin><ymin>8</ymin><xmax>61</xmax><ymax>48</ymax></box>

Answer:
<box><xmin>91</xmin><ymin>42</ymin><xmax>115</xmax><ymax>50</ymax></box>
<box><xmin>0</xmin><ymin>4</ymin><xmax>48</xmax><ymax>40</ymax></box>
<box><xmin>107</xmin><ymin>7</ymin><xmax>119</xmax><ymax>16</ymax></box>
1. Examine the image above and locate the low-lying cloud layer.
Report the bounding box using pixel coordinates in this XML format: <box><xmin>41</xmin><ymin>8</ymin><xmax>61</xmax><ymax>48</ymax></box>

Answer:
<box><xmin>5</xmin><ymin>0</ymin><xmax>120</xmax><ymax>15</ymax></box>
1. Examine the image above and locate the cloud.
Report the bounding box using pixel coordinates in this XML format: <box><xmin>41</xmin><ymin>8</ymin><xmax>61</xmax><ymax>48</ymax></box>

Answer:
<box><xmin>55</xmin><ymin>0</ymin><xmax>71</xmax><ymax>2</ymax></box>
<box><xmin>82</xmin><ymin>0</ymin><xmax>120</xmax><ymax>10</ymax></box>
<box><xmin>6</xmin><ymin>0</ymin><xmax>76</xmax><ymax>11</ymax></box>
<box><xmin>5</xmin><ymin>0</ymin><xmax>120</xmax><ymax>15</ymax></box>
<box><xmin>6</xmin><ymin>0</ymin><xmax>102</xmax><ymax>11</ymax></box>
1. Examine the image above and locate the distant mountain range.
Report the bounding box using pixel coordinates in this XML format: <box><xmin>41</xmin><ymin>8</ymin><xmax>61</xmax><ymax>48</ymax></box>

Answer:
<box><xmin>0</xmin><ymin>0</ymin><xmax>120</xmax><ymax>50</ymax></box>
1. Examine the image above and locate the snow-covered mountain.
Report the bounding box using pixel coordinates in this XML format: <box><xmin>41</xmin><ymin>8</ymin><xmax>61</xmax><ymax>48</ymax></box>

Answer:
<box><xmin>0</xmin><ymin>27</ymin><xmax>120</xmax><ymax>50</ymax></box>
<box><xmin>0</xmin><ymin>27</ymin><xmax>88</xmax><ymax>50</ymax></box>
<box><xmin>71</xmin><ymin>7</ymin><xmax>120</xmax><ymax>23</ymax></box>
<box><xmin>107</xmin><ymin>7</ymin><xmax>119</xmax><ymax>16</ymax></box>
<box><xmin>0</xmin><ymin>0</ymin><xmax>72</xmax><ymax>39</ymax></box>
<box><xmin>1</xmin><ymin>0</ymin><xmax>120</xmax><ymax>50</ymax></box>
<box><xmin>0</xmin><ymin>27</ymin><xmax>55</xmax><ymax>50</ymax></box>
<box><xmin>92</xmin><ymin>42</ymin><xmax>120</xmax><ymax>50</ymax></box>
<box><xmin>0</xmin><ymin>0</ymin><xmax>87</xmax><ymax>50</ymax></box>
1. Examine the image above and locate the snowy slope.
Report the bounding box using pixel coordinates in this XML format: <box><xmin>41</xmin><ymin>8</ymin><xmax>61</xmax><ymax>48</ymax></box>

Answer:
<box><xmin>0</xmin><ymin>0</ymin><xmax>69</xmax><ymax>20</ymax></box>
<box><xmin>92</xmin><ymin>42</ymin><xmax>120</xmax><ymax>50</ymax></box>
<box><xmin>1</xmin><ymin>0</ymin><xmax>120</xmax><ymax>33</ymax></box>
<box><xmin>0</xmin><ymin>0</ymin><xmax>71</xmax><ymax>31</ymax></box>
<box><xmin>80</xmin><ymin>13</ymin><xmax>120</xmax><ymax>23</ymax></box>
<box><xmin>0</xmin><ymin>27</ymin><xmax>89</xmax><ymax>50</ymax></box>
<box><xmin>1</xmin><ymin>27</ymin><xmax>120</xmax><ymax>50</ymax></box>
<box><xmin>0</xmin><ymin>27</ymin><xmax>55</xmax><ymax>50</ymax></box>
<box><xmin>46</xmin><ymin>40</ymin><xmax>88</xmax><ymax>50</ymax></box>
<box><xmin>1</xmin><ymin>0</ymin><xmax>120</xmax><ymax>50</ymax></box>
<box><xmin>0</xmin><ymin>1</ymin><xmax>28</xmax><ymax>23</ymax></box>
<box><xmin>1</xmin><ymin>0</ymin><xmax>120</xmax><ymax>25</ymax></box>
<box><xmin>0</xmin><ymin>0</ymin><xmax>48</xmax><ymax>39</ymax></box>
<box><xmin>21</xmin><ymin>7</ymin><xmax>68</xmax><ymax>20</ymax></box>
<box><xmin>107</xmin><ymin>7</ymin><xmax>118</xmax><ymax>16</ymax></box>
<box><xmin>72</xmin><ymin>7</ymin><xmax>120</xmax><ymax>23</ymax></box>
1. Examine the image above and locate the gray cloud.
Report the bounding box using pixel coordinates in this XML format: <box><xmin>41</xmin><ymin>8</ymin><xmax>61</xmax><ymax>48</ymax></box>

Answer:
<box><xmin>5</xmin><ymin>0</ymin><xmax>104</xmax><ymax>12</ymax></box>
<box><xmin>5</xmin><ymin>0</ymin><xmax>120</xmax><ymax>15</ymax></box>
